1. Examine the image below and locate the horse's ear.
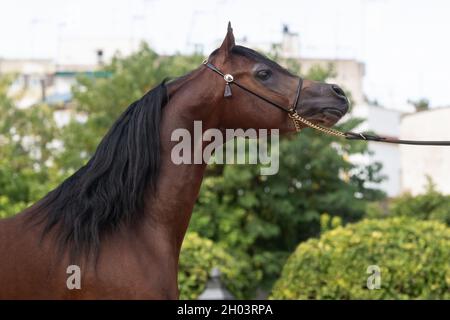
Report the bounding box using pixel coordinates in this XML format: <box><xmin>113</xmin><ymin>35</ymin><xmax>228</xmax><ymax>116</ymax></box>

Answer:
<box><xmin>218</xmin><ymin>22</ymin><xmax>235</xmax><ymax>60</ymax></box>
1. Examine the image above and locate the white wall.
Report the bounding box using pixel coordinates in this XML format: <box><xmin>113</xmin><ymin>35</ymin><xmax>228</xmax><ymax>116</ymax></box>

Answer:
<box><xmin>350</xmin><ymin>104</ymin><xmax>402</xmax><ymax>197</ymax></box>
<box><xmin>366</xmin><ymin>143</ymin><xmax>401</xmax><ymax>196</ymax></box>
<box><xmin>299</xmin><ymin>58</ymin><xmax>365</xmax><ymax>106</ymax></box>
<box><xmin>400</xmin><ymin>108</ymin><xmax>450</xmax><ymax>195</ymax></box>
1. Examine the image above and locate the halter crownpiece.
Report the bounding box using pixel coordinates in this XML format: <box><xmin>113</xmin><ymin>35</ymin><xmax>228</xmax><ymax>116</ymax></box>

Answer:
<box><xmin>202</xmin><ymin>60</ymin><xmax>450</xmax><ymax>146</ymax></box>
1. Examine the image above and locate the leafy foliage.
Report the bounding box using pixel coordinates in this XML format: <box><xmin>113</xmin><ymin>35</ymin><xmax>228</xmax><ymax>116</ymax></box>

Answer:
<box><xmin>0</xmin><ymin>75</ymin><xmax>60</xmax><ymax>218</ymax></box>
<box><xmin>407</xmin><ymin>98</ymin><xmax>430</xmax><ymax>112</ymax></box>
<box><xmin>271</xmin><ymin>217</ymin><xmax>450</xmax><ymax>299</ymax></box>
<box><xmin>178</xmin><ymin>232</ymin><xmax>258</xmax><ymax>299</ymax></box>
<box><xmin>366</xmin><ymin>178</ymin><xmax>450</xmax><ymax>225</ymax></box>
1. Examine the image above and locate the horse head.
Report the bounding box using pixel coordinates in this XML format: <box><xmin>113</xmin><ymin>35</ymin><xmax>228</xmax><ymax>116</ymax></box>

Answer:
<box><xmin>203</xmin><ymin>23</ymin><xmax>349</xmax><ymax>133</ymax></box>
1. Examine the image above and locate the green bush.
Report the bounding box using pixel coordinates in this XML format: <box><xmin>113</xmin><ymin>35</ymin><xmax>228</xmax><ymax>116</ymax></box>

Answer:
<box><xmin>271</xmin><ymin>217</ymin><xmax>450</xmax><ymax>299</ymax></box>
<box><xmin>0</xmin><ymin>196</ymin><xmax>28</xmax><ymax>219</ymax></box>
<box><xmin>366</xmin><ymin>179</ymin><xmax>450</xmax><ymax>225</ymax></box>
<box><xmin>178</xmin><ymin>232</ymin><xmax>258</xmax><ymax>299</ymax></box>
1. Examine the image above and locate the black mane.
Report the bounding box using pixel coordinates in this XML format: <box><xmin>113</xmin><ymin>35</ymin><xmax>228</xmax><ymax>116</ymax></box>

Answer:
<box><xmin>32</xmin><ymin>82</ymin><xmax>168</xmax><ymax>259</ymax></box>
<box><xmin>231</xmin><ymin>45</ymin><xmax>294</xmax><ymax>76</ymax></box>
<box><xmin>209</xmin><ymin>45</ymin><xmax>293</xmax><ymax>76</ymax></box>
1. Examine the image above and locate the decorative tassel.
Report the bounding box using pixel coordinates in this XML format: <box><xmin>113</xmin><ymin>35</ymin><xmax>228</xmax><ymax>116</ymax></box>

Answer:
<box><xmin>224</xmin><ymin>83</ymin><xmax>232</xmax><ymax>97</ymax></box>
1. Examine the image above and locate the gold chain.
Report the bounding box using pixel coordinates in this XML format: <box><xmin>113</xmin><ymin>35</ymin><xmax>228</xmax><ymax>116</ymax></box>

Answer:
<box><xmin>288</xmin><ymin>112</ymin><xmax>346</xmax><ymax>138</ymax></box>
<box><xmin>289</xmin><ymin>112</ymin><xmax>302</xmax><ymax>132</ymax></box>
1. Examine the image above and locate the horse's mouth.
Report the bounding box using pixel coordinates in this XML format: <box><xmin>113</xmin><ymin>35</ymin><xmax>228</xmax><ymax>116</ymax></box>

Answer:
<box><xmin>323</xmin><ymin>107</ymin><xmax>345</xmax><ymax>118</ymax></box>
<box><xmin>306</xmin><ymin>107</ymin><xmax>346</xmax><ymax>127</ymax></box>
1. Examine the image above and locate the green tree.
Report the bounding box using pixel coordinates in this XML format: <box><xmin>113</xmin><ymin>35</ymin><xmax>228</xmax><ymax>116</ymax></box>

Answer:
<box><xmin>0</xmin><ymin>75</ymin><xmax>60</xmax><ymax>218</ymax></box>
<box><xmin>408</xmin><ymin>98</ymin><xmax>430</xmax><ymax>112</ymax></box>
<box><xmin>179</xmin><ymin>232</ymin><xmax>258</xmax><ymax>299</ymax></box>
<box><xmin>367</xmin><ymin>177</ymin><xmax>450</xmax><ymax>225</ymax></box>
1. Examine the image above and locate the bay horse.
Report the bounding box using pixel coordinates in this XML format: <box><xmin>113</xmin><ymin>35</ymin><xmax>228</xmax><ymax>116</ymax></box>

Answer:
<box><xmin>0</xmin><ymin>24</ymin><xmax>348</xmax><ymax>299</ymax></box>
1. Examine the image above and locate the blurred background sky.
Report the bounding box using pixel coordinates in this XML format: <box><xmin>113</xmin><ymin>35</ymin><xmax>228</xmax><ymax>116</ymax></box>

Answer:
<box><xmin>1</xmin><ymin>0</ymin><xmax>450</xmax><ymax>110</ymax></box>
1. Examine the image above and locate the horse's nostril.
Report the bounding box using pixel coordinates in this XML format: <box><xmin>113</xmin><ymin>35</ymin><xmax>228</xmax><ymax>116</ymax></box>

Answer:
<box><xmin>331</xmin><ymin>84</ymin><xmax>346</xmax><ymax>98</ymax></box>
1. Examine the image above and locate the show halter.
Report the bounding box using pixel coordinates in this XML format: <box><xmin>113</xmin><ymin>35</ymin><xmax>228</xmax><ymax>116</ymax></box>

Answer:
<box><xmin>203</xmin><ymin>60</ymin><xmax>450</xmax><ymax>146</ymax></box>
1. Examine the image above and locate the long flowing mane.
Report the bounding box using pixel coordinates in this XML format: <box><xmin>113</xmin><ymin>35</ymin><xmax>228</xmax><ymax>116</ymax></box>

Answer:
<box><xmin>31</xmin><ymin>82</ymin><xmax>168</xmax><ymax>259</ymax></box>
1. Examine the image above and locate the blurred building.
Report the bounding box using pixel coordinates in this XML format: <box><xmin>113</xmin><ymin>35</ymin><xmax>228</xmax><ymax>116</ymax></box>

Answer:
<box><xmin>300</xmin><ymin>55</ymin><xmax>402</xmax><ymax>196</ymax></box>
<box><xmin>0</xmin><ymin>58</ymin><xmax>98</xmax><ymax>109</ymax></box>
<box><xmin>0</xmin><ymin>57</ymin><xmax>107</xmax><ymax>127</ymax></box>
<box><xmin>0</xmin><ymin>58</ymin><xmax>55</xmax><ymax>108</ymax></box>
<box><xmin>298</xmin><ymin>58</ymin><xmax>365</xmax><ymax>106</ymax></box>
<box><xmin>400</xmin><ymin>108</ymin><xmax>450</xmax><ymax>195</ymax></box>
<box><xmin>279</xmin><ymin>25</ymin><xmax>366</xmax><ymax>106</ymax></box>
<box><xmin>280</xmin><ymin>25</ymin><xmax>450</xmax><ymax>196</ymax></box>
<box><xmin>350</xmin><ymin>105</ymin><xmax>402</xmax><ymax>197</ymax></box>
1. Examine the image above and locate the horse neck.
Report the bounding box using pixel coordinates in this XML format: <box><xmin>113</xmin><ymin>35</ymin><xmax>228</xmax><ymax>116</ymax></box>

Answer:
<box><xmin>140</xmin><ymin>69</ymin><xmax>219</xmax><ymax>253</ymax></box>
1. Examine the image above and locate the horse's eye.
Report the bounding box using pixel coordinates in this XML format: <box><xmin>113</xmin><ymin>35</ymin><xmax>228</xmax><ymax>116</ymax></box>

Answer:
<box><xmin>256</xmin><ymin>70</ymin><xmax>272</xmax><ymax>81</ymax></box>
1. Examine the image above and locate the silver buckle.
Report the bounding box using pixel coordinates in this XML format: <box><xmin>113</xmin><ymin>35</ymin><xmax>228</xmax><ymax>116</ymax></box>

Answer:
<box><xmin>223</xmin><ymin>74</ymin><xmax>234</xmax><ymax>83</ymax></box>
